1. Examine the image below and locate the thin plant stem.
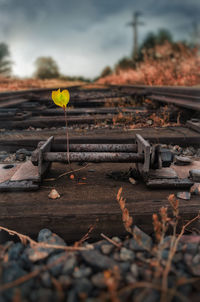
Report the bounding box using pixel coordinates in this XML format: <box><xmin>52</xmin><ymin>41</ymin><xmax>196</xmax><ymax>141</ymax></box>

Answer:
<box><xmin>63</xmin><ymin>107</ymin><xmax>78</xmax><ymax>178</ymax></box>
<box><xmin>63</xmin><ymin>107</ymin><xmax>70</xmax><ymax>166</ymax></box>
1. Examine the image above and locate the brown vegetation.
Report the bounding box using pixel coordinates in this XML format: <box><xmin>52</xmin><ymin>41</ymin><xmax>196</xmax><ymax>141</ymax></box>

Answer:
<box><xmin>98</xmin><ymin>42</ymin><xmax>200</xmax><ymax>86</ymax></box>
<box><xmin>0</xmin><ymin>76</ymin><xmax>83</xmax><ymax>92</ymax></box>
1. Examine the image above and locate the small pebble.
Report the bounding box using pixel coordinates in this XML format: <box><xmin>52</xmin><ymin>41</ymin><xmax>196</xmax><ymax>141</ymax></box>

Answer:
<box><xmin>100</xmin><ymin>244</ymin><xmax>114</xmax><ymax>255</ymax></box>
<box><xmin>174</xmin><ymin>155</ymin><xmax>192</xmax><ymax>166</ymax></box>
<box><xmin>189</xmin><ymin>169</ymin><xmax>200</xmax><ymax>182</ymax></box>
<box><xmin>177</xmin><ymin>191</ymin><xmax>191</xmax><ymax>200</ymax></box>
<box><xmin>48</xmin><ymin>189</ymin><xmax>60</xmax><ymax>199</ymax></box>
<box><xmin>111</xmin><ymin>236</ymin><xmax>121</xmax><ymax>244</ymax></box>
<box><xmin>130</xmin><ymin>263</ymin><xmax>138</xmax><ymax>278</ymax></box>
<box><xmin>129</xmin><ymin>177</ymin><xmax>137</xmax><ymax>185</ymax></box>
<box><xmin>73</xmin><ymin>266</ymin><xmax>92</xmax><ymax>278</ymax></box>
<box><xmin>91</xmin><ymin>273</ymin><xmax>106</xmax><ymax>289</ymax></box>
<box><xmin>120</xmin><ymin>247</ymin><xmax>135</xmax><ymax>261</ymax></box>
<box><xmin>190</xmin><ymin>183</ymin><xmax>200</xmax><ymax>195</ymax></box>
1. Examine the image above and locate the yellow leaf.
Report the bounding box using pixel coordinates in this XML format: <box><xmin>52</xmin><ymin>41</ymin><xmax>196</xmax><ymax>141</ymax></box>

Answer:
<box><xmin>52</xmin><ymin>88</ymin><xmax>70</xmax><ymax>109</ymax></box>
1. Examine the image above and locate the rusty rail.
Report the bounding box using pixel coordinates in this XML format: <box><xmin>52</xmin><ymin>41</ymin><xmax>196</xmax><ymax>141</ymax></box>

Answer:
<box><xmin>0</xmin><ymin>85</ymin><xmax>199</xmax><ymax>130</ymax></box>
<box><xmin>42</xmin><ymin>151</ymin><xmax>144</xmax><ymax>163</ymax></box>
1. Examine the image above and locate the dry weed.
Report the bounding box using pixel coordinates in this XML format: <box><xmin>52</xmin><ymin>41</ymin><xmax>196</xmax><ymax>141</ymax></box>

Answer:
<box><xmin>116</xmin><ymin>188</ymin><xmax>200</xmax><ymax>302</ymax></box>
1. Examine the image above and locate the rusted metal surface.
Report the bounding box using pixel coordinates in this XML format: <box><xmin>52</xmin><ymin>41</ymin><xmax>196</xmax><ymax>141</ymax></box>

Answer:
<box><xmin>43</xmin><ymin>151</ymin><xmax>144</xmax><ymax>163</ymax></box>
<box><xmin>1</xmin><ymin>126</ymin><xmax>200</xmax><ymax>153</ymax></box>
<box><xmin>149</xmin><ymin>95</ymin><xmax>200</xmax><ymax>111</ymax></box>
<box><xmin>187</xmin><ymin>119</ymin><xmax>200</xmax><ymax>133</ymax></box>
<box><xmin>0</xmin><ymin>84</ymin><xmax>199</xmax><ymax>133</ymax></box>
<box><xmin>146</xmin><ymin>178</ymin><xmax>193</xmax><ymax>188</ymax></box>
<box><xmin>61</xmin><ymin>143</ymin><xmax>137</xmax><ymax>152</ymax></box>
<box><xmin>136</xmin><ymin>134</ymin><xmax>151</xmax><ymax>175</ymax></box>
<box><xmin>30</xmin><ymin>135</ymin><xmax>181</xmax><ymax>190</ymax></box>
<box><xmin>0</xmin><ymin>180</ymin><xmax>39</xmax><ymax>192</ymax></box>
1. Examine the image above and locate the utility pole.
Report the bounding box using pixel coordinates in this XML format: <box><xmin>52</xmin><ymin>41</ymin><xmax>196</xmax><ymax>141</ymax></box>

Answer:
<box><xmin>192</xmin><ymin>21</ymin><xmax>200</xmax><ymax>52</ymax></box>
<box><xmin>127</xmin><ymin>12</ymin><xmax>144</xmax><ymax>60</ymax></box>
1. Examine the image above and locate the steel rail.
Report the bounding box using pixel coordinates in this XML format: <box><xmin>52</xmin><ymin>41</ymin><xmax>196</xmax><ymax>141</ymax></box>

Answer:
<box><xmin>51</xmin><ymin>143</ymin><xmax>137</xmax><ymax>152</ymax></box>
<box><xmin>43</xmin><ymin>151</ymin><xmax>144</xmax><ymax>163</ymax></box>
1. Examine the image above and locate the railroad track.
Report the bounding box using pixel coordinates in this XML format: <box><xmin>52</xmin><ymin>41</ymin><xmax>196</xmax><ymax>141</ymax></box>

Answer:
<box><xmin>0</xmin><ymin>84</ymin><xmax>200</xmax><ymax>241</ymax></box>
<box><xmin>0</xmin><ymin>84</ymin><xmax>199</xmax><ymax>129</ymax></box>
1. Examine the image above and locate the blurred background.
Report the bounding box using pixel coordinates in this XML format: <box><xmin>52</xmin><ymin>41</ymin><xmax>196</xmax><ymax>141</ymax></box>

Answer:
<box><xmin>0</xmin><ymin>0</ymin><xmax>199</xmax><ymax>89</ymax></box>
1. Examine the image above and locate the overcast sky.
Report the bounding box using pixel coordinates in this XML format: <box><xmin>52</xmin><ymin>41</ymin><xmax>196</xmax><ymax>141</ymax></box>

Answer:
<box><xmin>0</xmin><ymin>0</ymin><xmax>199</xmax><ymax>79</ymax></box>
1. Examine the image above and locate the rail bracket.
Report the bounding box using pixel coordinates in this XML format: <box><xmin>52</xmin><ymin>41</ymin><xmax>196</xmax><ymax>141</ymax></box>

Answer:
<box><xmin>32</xmin><ymin>136</ymin><xmax>54</xmax><ymax>181</ymax></box>
<box><xmin>136</xmin><ymin>134</ymin><xmax>150</xmax><ymax>179</ymax></box>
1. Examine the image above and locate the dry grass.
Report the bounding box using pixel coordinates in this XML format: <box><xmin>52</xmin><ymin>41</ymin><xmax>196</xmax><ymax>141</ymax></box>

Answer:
<box><xmin>98</xmin><ymin>42</ymin><xmax>200</xmax><ymax>86</ymax></box>
<box><xmin>0</xmin><ymin>189</ymin><xmax>199</xmax><ymax>301</ymax></box>
<box><xmin>116</xmin><ymin>187</ymin><xmax>200</xmax><ymax>302</ymax></box>
<box><xmin>0</xmin><ymin>76</ymin><xmax>83</xmax><ymax>92</ymax></box>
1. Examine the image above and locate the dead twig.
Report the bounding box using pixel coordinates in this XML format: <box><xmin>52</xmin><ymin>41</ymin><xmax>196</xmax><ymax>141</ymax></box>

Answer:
<box><xmin>0</xmin><ymin>226</ymin><xmax>93</xmax><ymax>251</ymax></box>
<box><xmin>74</xmin><ymin>220</ymin><xmax>98</xmax><ymax>248</ymax></box>
<box><xmin>118</xmin><ymin>281</ymin><xmax>189</xmax><ymax>302</ymax></box>
<box><xmin>101</xmin><ymin>233</ymin><xmax>122</xmax><ymax>248</ymax></box>
<box><xmin>57</xmin><ymin>163</ymin><xmax>91</xmax><ymax>179</ymax></box>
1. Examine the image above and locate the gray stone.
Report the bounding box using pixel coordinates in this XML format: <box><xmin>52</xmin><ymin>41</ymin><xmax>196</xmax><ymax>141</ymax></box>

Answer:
<box><xmin>129</xmin><ymin>226</ymin><xmax>152</xmax><ymax>251</ymax></box>
<box><xmin>193</xmin><ymin>254</ymin><xmax>200</xmax><ymax>264</ymax></box>
<box><xmin>37</xmin><ymin>228</ymin><xmax>66</xmax><ymax>255</ymax></box>
<box><xmin>183</xmin><ymin>147</ymin><xmax>195</xmax><ymax>156</ymax></box>
<box><xmin>119</xmin><ymin>261</ymin><xmax>130</xmax><ymax>273</ymax></box>
<box><xmin>8</xmin><ymin>242</ymin><xmax>24</xmax><ymax>261</ymax></box>
<box><xmin>37</xmin><ymin>229</ymin><xmax>52</xmax><ymax>242</ymax></box>
<box><xmin>67</xmin><ymin>289</ymin><xmax>77</xmax><ymax>302</ymax></box>
<box><xmin>81</xmin><ymin>250</ymin><xmax>116</xmax><ymax>270</ymax></box>
<box><xmin>111</xmin><ymin>236</ymin><xmax>121</xmax><ymax>244</ymax></box>
<box><xmin>73</xmin><ymin>265</ymin><xmax>92</xmax><ymax>278</ymax></box>
<box><xmin>190</xmin><ymin>183</ymin><xmax>200</xmax><ymax>195</ymax></box>
<box><xmin>47</xmin><ymin>252</ymin><xmax>66</xmax><ymax>277</ymax></box>
<box><xmin>161</xmin><ymin>249</ymin><xmax>169</xmax><ymax>260</ymax></box>
<box><xmin>130</xmin><ymin>263</ymin><xmax>139</xmax><ymax>278</ymax></box>
<box><xmin>100</xmin><ymin>244</ymin><xmax>114</xmax><ymax>255</ymax></box>
<box><xmin>75</xmin><ymin>278</ymin><xmax>93</xmax><ymax>295</ymax></box>
<box><xmin>58</xmin><ymin>275</ymin><xmax>72</xmax><ymax>288</ymax></box>
<box><xmin>196</xmin><ymin>148</ymin><xmax>200</xmax><ymax>157</ymax></box>
<box><xmin>175</xmin><ymin>155</ymin><xmax>193</xmax><ymax>166</ymax></box>
<box><xmin>30</xmin><ymin>288</ymin><xmax>56</xmax><ymax>302</ymax></box>
<box><xmin>177</xmin><ymin>191</ymin><xmax>191</xmax><ymax>200</ymax></box>
<box><xmin>162</xmin><ymin>236</ymin><xmax>182</xmax><ymax>252</ymax></box>
<box><xmin>3</xmin><ymin>262</ymin><xmax>26</xmax><ymax>283</ymax></box>
<box><xmin>113</xmin><ymin>251</ymin><xmax>121</xmax><ymax>261</ymax></box>
<box><xmin>142</xmin><ymin>269</ymin><xmax>153</xmax><ymax>281</ymax></box>
<box><xmin>188</xmin><ymin>263</ymin><xmax>200</xmax><ymax>277</ymax></box>
<box><xmin>41</xmin><ymin>272</ymin><xmax>52</xmax><ymax>288</ymax></box>
<box><xmin>183</xmin><ymin>243</ymin><xmax>198</xmax><ymax>254</ymax></box>
<box><xmin>25</xmin><ymin>246</ymin><xmax>49</xmax><ymax>262</ymax></box>
<box><xmin>120</xmin><ymin>247</ymin><xmax>135</xmax><ymax>261</ymax></box>
<box><xmin>125</xmin><ymin>272</ymin><xmax>136</xmax><ymax>284</ymax></box>
<box><xmin>2</xmin><ymin>262</ymin><xmax>33</xmax><ymax>300</ymax></box>
<box><xmin>91</xmin><ymin>273</ymin><xmax>106</xmax><ymax>289</ymax></box>
<box><xmin>16</xmin><ymin>149</ymin><xmax>31</xmax><ymax>159</ymax></box>
<box><xmin>189</xmin><ymin>169</ymin><xmax>200</xmax><ymax>182</ymax></box>
<box><xmin>0</xmin><ymin>151</ymin><xmax>8</xmax><ymax>161</ymax></box>
<box><xmin>138</xmin><ymin>290</ymin><xmax>160</xmax><ymax>302</ymax></box>
<box><xmin>62</xmin><ymin>255</ymin><xmax>77</xmax><ymax>275</ymax></box>
<box><xmin>172</xmin><ymin>252</ymin><xmax>183</xmax><ymax>263</ymax></box>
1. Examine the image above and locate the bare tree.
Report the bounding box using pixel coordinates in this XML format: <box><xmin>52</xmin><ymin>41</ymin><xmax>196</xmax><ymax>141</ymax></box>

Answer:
<box><xmin>34</xmin><ymin>56</ymin><xmax>60</xmax><ymax>79</ymax></box>
<box><xmin>0</xmin><ymin>42</ymin><xmax>12</xmax><ymax>76</ymax></box>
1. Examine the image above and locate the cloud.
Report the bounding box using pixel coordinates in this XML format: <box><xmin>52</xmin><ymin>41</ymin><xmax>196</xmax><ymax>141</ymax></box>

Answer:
<box><xmin>0</xmin><ymin>0</ymin><xmax>199</xmax><ymax>78</ymax></box>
